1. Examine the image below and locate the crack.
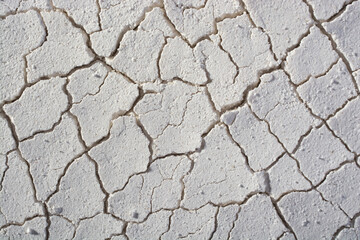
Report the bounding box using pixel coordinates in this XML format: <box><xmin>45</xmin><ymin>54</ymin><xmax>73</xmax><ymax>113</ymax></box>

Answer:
<box><xmin>324</xmin><ymin>120</ymin><xmax>357</xmax><ymax>155</ymax></box>
<box><xmin>45</xmin><ymin>87</ymin><xmax>147</xmax><ymax>202</ymax></box>
<box><xmin>217</xmin><ymin>35</ymin><xmax>240</xmax><ymax>85</ymax></box>
<box><xmin>164</xmin><ymin>0</ymin><xmax>244</xmax><ymax>48</ymax></box>
<box><xmin>181</xmin><ymin>0</ymin><xmax>208</xmax><ymax>12</ymax></box>
<box><xmin>86</xmin><ymin>153</ymin><xmax>110</xmax><ymax>214</ymax></box>
<box><xmin>208</xmin><ymin>206</ymin><xmax>219</xmax><ymax>240</ymax></box>
<box><xmin>95</xmin><ymin>0</ymin><xmax>102</xmax><ymax>31</ymax></box>
<box><xmin>325</xmin><ymin>95</ymin><xmax>359</xmax><ymax>121</ymax></box>
<box><xmin>270</xmin><ymin>197</ymin><xmax>298</xmax><ymax>240</ymax></box>
<box><xmin>282</xmin><ymin>27</ymin><xmax>313</xmax><ymax>61</ymax></box>
<box><xmin>218</xmin><ymin>62</ymin><xmax>282</xmax><ymax>114</ymax></box>
<box><xmin>23</xmin><ymin>9</ymin><xmax>49</xmax><ymax>84</ymax></box>
<box><xmin>274</xmin><ymin>159</ymin><xmax>356</xmax><ymax>203</ymax></box>
<box><xmin>263</xmin><ymin>152</ymin><xmax>287</xmax><ymax>172</ymax></box>
<box><xmin>301</xmin><ymin>0</ymin><xmax>360</xmax><ymax>95</ymax></box>
<box><xmin>332</xmin><ymin>212</ymin><xmax>360</xmax><ymax>240</ymax></box>
<box><xmin>295</xmin><ymin>57</ymin><xmax>340</xmax><ymax>87</ymax></box>
<box><xmin>314</xmin><ymin>160</ymin><xmax>355</xmax><ymax>189</ymax></box>
<box><xmin>44</xmin><ymin>153</ymin><xmax>85</xmax><ymax>203</ymax></box>
<box><xmin>150</xmin><ymin>156</ymin><xmax>189</xmax><ymax>212</ymax></box>
<box><xmin>0</xmin><ymin>147</ymin><xmax>48</xmax><ymax>231</ymax></box>
<box><xmin>246</xmin><ymin>102</ymin><xmax>316</xmax><ymax>190</ymax></box>
<box><xmin>1</xmin><ymin>1</ymin><xmax>357</xmax><ymax>238</ymax></box>
<box><xmin>227</xmin><ymin>204</ymin><xmax>240</xmax><ymax>240</ymax></box>
<box><xmin>279</xmin><ymin>64</ymin><xmax>357</xmax><ymax>158</ymax></box>
<box><xmin>17</xmin><ymin>149</ymin><xmax>42</xmax><ymax>203</ymax></box>
<box><xmin>240</xmin><ymin>1</ymin><xmax>278</xmax><ymax>62</ymax></box>
<box><xmin>17</xmin><ymin>76</ymin><xmax>74</xmax><ymax>142</ymax></box>
<box><xmin>72</xmin><ymin>69</ymin><xmax>110</xmax><ymax>104</ymax></box>
<box><xmin>13</xmin><ymin>0</ymin><xmax>23</xmax><ymax>14</ymax></box>
<box><xmin>242</xmin><ymin>0</ymin><xmax>315</xmax><ymax>62</ymax></box>
<box><xmin>315</xmin><ymin>188</ymin><xmax>351</xmax><ymax>220</ymax></box>
<box><xmin>108</xmin><ymin>113</ymin><xmax>153</xmax><ymax>194</ymax></box>
<box><xmin>178</xmin><ymin>215</ymin><xmax>215</xmax><ymax>239</ymax></box>
<box><xmin>277</xmin><ymin>231</ymin><xmax>290</xmax><ymax>240</ymax></box>
<box><xmin>106</xmin><ymin>1</ymin><xmax>163</xmax><ymax>59</ymax></box>
<box><xmin>0</xmin><ymin>214</ymin><xmax>46</xmax><ymax>232</ymax></box>
<box><xmin>284</xmin><ymin>55</ymin><xmax>358</xmax><ymax>131</ymax></box>
<box><xmin>291</xmin><ymin>126</ymin><xmax>314</xmax><ymax>154</ymax></box>
<box><xmin>0</xmin><ymin>154</ymin><xmax>9</xmax><ymax>191</ymax></box>
<box><xmin>322</xmin><ymin>0</ymin><xmax>359</xmax><ymax>23</ymax></box>
<box><xmin>0</xmin><ymin>7</ymin><xmax>48</xmax><ymax>19</ymax></box>
<box><xmin>223</xmin><ymin>123</ymin><xmax>255</xmax><ymax>173</ymax></box>
<box><xmin>121</xmin><ymin>222</ymin><xmax>130</xmax><ymax>240</ymax></box>
<box><xmin>214</xmin><ymin>2</ymin><xmax>244</xmax><ymax>23</ymax></box>
<box><xmin>152</xmin><ymin>89</ymin><xmax>200</xmax><ymax>140</ymax></box>
<box><xmin>160</xmin><ymin>0</ymin><xmax>196</xmax><ymax>48</ymax></box>
<box><xmin>43</xmin><ymin>204</ymin><xmax>50</xmax><ymax>240</ymax></box>
<box><xmin>282</xmin><ymin>68</ymin><xmax>324</xmax><ymax>120</ymax></box>
<box><xmin>71</xmin><ymin>212</ymin><xmax>101</xmax><ymax>238</ymax></box>
<box><xmin>159</xmin><ymin>210</ymin><xmax>174</xmax><ymax>239</ymax></box>
<box><xmin>1</xmin><ymin>58</ymin><xmax>100</xmax><ymax>109</ymax></box>
<box><xmin>51</xmin><ymin>8</ymin><xmax>97</xmax><ymax>59</ymax></box>
<box><xmin>157</xmin><ymin>36</ymin><xmax>168</xmax><ymax>81</ymax></box>
<box><xmin>178</xmin><ymin>154</ymin><xmax>195</xmax><ymax>207</ymax></box>
<box><xmin>0</xmin><ymin>10</ymin><xmax>47</xmax><ymax>107</ymax></box>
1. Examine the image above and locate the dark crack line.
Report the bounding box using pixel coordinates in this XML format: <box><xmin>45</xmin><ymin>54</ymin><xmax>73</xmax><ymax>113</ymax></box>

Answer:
<box><xmin>302</xmin><ymin>0</ymin><xmax>360</xmax><ymax>95</ymax></box>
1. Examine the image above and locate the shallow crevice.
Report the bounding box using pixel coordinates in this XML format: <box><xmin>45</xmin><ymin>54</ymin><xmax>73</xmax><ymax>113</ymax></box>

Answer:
<box><xmin>85</xmin><ymin>153</ymin><xmax>110</xmax><ymax>214</ymax></box>
<box><xmin>0</xmin><ymin>214</ymin><xmax>46</xmax><ymax>232</ymax></box>
<box><xmin>223</xmin><ymin>123</ymin><xmax>255</xmax><ymax>173</ymax></box>
<box><xmin>320</xmin><ymin>0</ymin><xmax>358</xmax><ymax>23</ymax></box>
<box><xmin>106</xmin><ymin>1</ymin><xmax>163</xmax><ymax>59</ymax></box>
<box><xmin>315</xmin><ymin>188</ymin><xmax>351</xmax><ymax>220</ymax></box>
<box><xmin>332</xmin><ymin>212</ymin><xmax>360</xmax><ymax>240</ymax></box>
<box><xmin>270</xmin><ymin>197</ymin><xmax>298</xmax><ymax>240</ymax></box>
<box><xmin>227</xmin><ymin>204</ymin><xmax>240</xmax><ymax>240</ymax></box>
<box><xmin>302</xmin><ymin>0</ymin><xmax>360</xmax><ymax>95</ymax></box>
<box><xmin>207</xmin><ymin>206</ymin><xmax>220</xmax><ymax>240</ymax></box>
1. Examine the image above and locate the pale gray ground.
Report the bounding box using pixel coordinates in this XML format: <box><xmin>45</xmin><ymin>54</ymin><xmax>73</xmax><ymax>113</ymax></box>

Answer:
<box><xmin>0</xmin><ymin>0</ymin><xmax>360</xmax><ymax>239</ymax></box>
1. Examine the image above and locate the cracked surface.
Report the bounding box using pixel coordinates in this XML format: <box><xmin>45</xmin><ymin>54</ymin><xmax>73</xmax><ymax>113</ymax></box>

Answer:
<box><xmin>1</xmin><ymin>0</ymin><xmax>360</xmax><ymax>239</ymax></box>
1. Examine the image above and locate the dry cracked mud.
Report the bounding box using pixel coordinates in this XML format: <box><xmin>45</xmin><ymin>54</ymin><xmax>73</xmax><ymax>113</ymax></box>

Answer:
<box><xmin>0</xmin><ymin>0</ymin><xmax>360</xmax><ymax>239</ymax></box>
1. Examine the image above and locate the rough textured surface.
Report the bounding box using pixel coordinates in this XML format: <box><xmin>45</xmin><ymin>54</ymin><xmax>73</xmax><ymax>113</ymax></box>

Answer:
<box><xmin>182</xmin><ymin>125</ymin><xmax>258</xmax><ymax>209</ymax></box>
<box><xmin>318</xmin><ymin>163</ymin><xmax>360</xmax><ymax>218</ymax></box>
<box><xmin>19</xmin><ymin>113</ymin><xmax>84</xmax><ymax>201</ymax></box>
<box><xmin>278</xmin><ymin>190</ymin><xmax>350</xmax><ymax>239</ymax></box>
<box><xmin>293</xmin><ymin>124</ymin><xmax>354</xmax><ymax>185</ymax></box>
<box><xmin>323</xmin><ymin>1</ymin><xmax>360</xmax><ymax>71</ymax></box>
<box><xmin>297</xmin><ymin>59</ymin><xmax>357</xmax><ymax>119</ymax></box>
<box><xmin>1</xmin><ymin>1</ymin><xmax>359</xmax><ymax>239</ymax></box>
<box><xmin>217</xmin><ymin>14</ymin><xmax>278</xmax><ymax>102</ymax></box>
<box><xmin>0</xmin><ymin>151</ymin><xmax>43</xmax><ymax>228</ymax></box>
<box><xmin>3</xmin><ymin>77</ymin><xmax>68</xmax><ymax>141</ymax></box>
<box><xmin>268</xmin><ymin>154</ymin><xmax>312</xmax><ymax>199</ymax></box>
<box><xmin>243</xmin><ymin>0</ymin><xmax>313</xmax><ymax>59</ymax></box>
<box><xmin>328</xmin><ymin>97</ymin><xmax>360</xmax><ymax>154</ymax></box>
<box><xmin>224</xmin><ymin>104</ymin><xmax>284</xmax><ymax>171</ymax></box>
<box><xmin>0</xmin><ymin>10</ymin><xmax>46</xmax><ymax>103</ymax></box>
<box><xmin>248</xmin><ymin>70</ymin><xmax>319</xmax><ymax>152</ymax></box>
<box><xmin>108</xmin><ymin>155</ymin><xmax>189</xmax><ymax>222</ymax></box>
<box><xmin>89</xmin><ymin>116</ymin><xmax>150</xmax><ymax>193</ymax></box>
<box><xmin>26</xmin><ymin>11</ymin><xmax>94</xmax><ymax>83</ymax></box>
<box><xmin>134</xmin><ymin>81</ymin><xmax>217</xmax><ymax>158</ymax></box>
<box><xmin>284</xmin><ymin>26</ymin><xmax>339</xmax><ymax>85</ymax></box>
<box><xmin>308</xmin><ymin>0</ymin><xmax>351</xmax><ymax>21</ymax></box>
<box><xmin>70</xmin><ymin>72</ymin><xmax>139</xmax><ymax>146</ymax></box>
<box><xmin>0</xmin><ymin>216</ymin><xmax>47</xmax><ymax>239</ymax></box>
<box><xmin>230</xmin><ymin>194</ymin><xmax>287</xmax><ymax>239</ymax></box>
<box><xmin>73</xmin><ymin>213</ymin><xmax>124</xmax><ymax>240</ymax></box>
<box><xmin>47</xmin><ymin>155</ymin><xmax>105</xmax><ymax>223</ymax></box>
